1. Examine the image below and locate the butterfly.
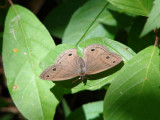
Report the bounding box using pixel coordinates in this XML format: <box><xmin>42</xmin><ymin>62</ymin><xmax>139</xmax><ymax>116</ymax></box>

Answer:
<box><xmin>40</xmin><ymin>44</ymin><xmax>122</xmax><ymax>81</ymax></box>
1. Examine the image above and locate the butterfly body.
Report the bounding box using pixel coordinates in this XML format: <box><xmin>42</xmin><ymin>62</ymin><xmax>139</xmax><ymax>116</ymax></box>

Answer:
<box><xmin>77</xmin><ymin>57</ymin><xmax>86</xmax><ymax>76</ymax></box>
<box><xmin>40</xmin><ymin>44</ymin><xmax>122</xmax><ymax>81</ymax></box>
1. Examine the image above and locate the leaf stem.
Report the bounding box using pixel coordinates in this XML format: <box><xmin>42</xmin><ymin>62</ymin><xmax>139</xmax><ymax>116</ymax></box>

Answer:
<box><xmin>154</xmin><ymin>29</ymin><xmax>159</xmax><ymax>46</ymax></box>
<box><xmin>8</xmin><ymin>0</ymin><xmax>13</xmax><ymax>6</ymax></box>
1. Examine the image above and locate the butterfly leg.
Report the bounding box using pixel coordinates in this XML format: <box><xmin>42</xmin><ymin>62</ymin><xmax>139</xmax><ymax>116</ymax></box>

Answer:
<box><xmin>72</xmin><ymin>77</ymin><xmax>81</xmax><ymax>83</ymax></box>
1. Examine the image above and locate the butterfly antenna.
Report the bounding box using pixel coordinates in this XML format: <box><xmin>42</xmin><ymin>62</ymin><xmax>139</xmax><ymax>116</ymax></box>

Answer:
<box><xmin>85</xmin><ymin>76</ymin><xmax>90</xmax><ymax>80</ymax></box>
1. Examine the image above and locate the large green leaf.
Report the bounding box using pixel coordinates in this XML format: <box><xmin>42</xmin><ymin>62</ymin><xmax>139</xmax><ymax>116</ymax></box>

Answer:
<box><xmin>44</xmin><ymin>0</ymin><xmax>87</xmax><ymax>38</ymax></box>
<box><xmin>3</xmin><ymin>5</ymin><xmax>61</xmax><ymax>119</ymax></box>
<box><xmin>65</xmin><ymin>101</ymin><xmax>103</xmax><ymax>120</ymax></box>
<box><xmin>103</xmin><ymin>46</ymin><xmax>160</xmax><ymax>120</ymax></box>
<box><xmin>141</xmin><ymin>0</ymin><xmax>160</xmax><ymax>36</ymax></box>
<box><xmin>107</xmin><ymin>0</ymin><xmax>154</xmax><ymax>16</ymax></box>
<box><xmin>40</xmin><ymin>37</ymin><xmax>136</xmax><ymax>93</ymax></box>
<box><xmin>62</xmin><ymin>0</ymin><xmax>117</xmax><ymax>45</ymax></box>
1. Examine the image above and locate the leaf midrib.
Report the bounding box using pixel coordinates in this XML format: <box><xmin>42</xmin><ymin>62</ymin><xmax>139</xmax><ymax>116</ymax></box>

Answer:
<box><xmin>106</xmin><ymin>46</ymin><xmax>158</xmax><ymax>117</ymax></box>
<box><xmin>75</xmin><ymin>2</ymin><xmax>109</xmax><ymax>46</ymax></box>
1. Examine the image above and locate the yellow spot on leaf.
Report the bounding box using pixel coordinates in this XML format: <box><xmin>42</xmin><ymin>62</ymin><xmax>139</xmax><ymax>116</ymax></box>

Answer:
<box><xmin>13</xmin><ymin>48</ymin><xmax>18</xmax><ymax>52</ymax></box>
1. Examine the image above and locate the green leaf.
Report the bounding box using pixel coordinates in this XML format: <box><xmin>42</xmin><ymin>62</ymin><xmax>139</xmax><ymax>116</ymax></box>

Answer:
<box><xmin>44</xmin><ymin>0</ymin><xmax>87</xmax><ymax>38</ymax></box>
<box><xmin>3</xmin><ymin>5</ymin><xmax>60</xmax><ymax>120</ymax></box>
<box><xmin>107</xmin><ymin>0</ymin><xmax>154</xmax><ymax>16</ymax></box>
<box><xmin>128</xmin><ymin>17</ymin><xmax>154</xmax><ymax>53</ymax></box>
<box><xmin>40</xmin><ymin>37</ymin><xmax>136</xmax><ymax>93</ymax></box>
<box><xmin>103</xmin><ymin>46</ymin><xmax>160</xmax><ymax>120</ymax></box>
<box><xmin>62</xmin><ymin>98</ymin><xmax>71</xmax><ymax>117</ymax></box>
<box><xmin>141</xmin><ymin>0</ymin><xmax>160</xmax><ymax>36</ymax></box>
<box><xmin>107</xmin><ymin>3</ymin><xmax>136</xmax><ymax>16</ymax></box>
<box><xmin>65</xmin><ymin>101</ymin><xmax>103</xmax><ymax>120</ymax></box>
<box><xmin>63</xmin><ymin>0</ymin><xmax>117</xmax><ymax>45</ymax></box>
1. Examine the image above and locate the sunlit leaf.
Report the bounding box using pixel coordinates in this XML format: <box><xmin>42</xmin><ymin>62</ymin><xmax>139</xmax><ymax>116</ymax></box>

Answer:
<box><xmin>141</xmin><ymin>0</ymin><xmax>160</xmax><ymax>36</ymax></box>
<box><xmin>107</xmin><ymin>0</ymin><xmax>153</xmax><ymax>16</ymax></box>
<box><xmin>104</xmin><ymin>46</ymin><xmax>160</xmax><ymax>120</ymax></box>
<box><xmin>3</xmin><ymin>5</ymin><xmax>60</xmax><ymax>120</ymax></box>
<box><xmin>63</xmin><ymin>0</ymin><xmax>117</xmax><ymax>45</ymax></box>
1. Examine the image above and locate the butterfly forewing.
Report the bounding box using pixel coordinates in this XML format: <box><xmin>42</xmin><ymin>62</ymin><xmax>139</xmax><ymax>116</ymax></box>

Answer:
<box><xmin>55</xmin><ymin>49</ymin><xmax>78</xmax><ymax>65</ymax></box>
<box><xmin>40</xmin><ymin>64</ymin><xmax>79</xmax><ymax>81</ymax></box>
<box><xmin>83</xmin><ymin>44</ymin><xmax>122</xmax><ymax>75</ymax></box>
<box><xmin>40</xmin><ymin>49</ymin><xmax>80</xmax><ymax>81</ymax></box>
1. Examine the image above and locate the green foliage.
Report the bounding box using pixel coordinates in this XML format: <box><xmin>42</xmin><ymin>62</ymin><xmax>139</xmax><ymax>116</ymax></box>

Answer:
<box><xmin>141</xmin><ymin>0</ymin><xmax>160</xmax><ymax>36</ymax></box>
<box><xmin>3</xmin><ymin>5</ymin><xmax>58</xmax><ymax>120</ymax></box>
<box><xmin>104</xmin><ymin>46</ymin><xmax>160</xmax><ymax>120</ymax></box>
<box><xmin>44</xmin><ymin>0</ymin><xmax>87</xmax><ymax>38</ymax></box>
<box><xmin>2</xmin><ymin>0</ymin><xmax>159</xmax><ymax>119</ymax></box>
<box><xmin>107</xmin><ymin>0</ymin><xmax>154</xmax><ymax>16</ymax></box>
<box><xmin>63</xmin><ymin>0</ymin><xmax>114</xmax><ymax>45</ymax></box>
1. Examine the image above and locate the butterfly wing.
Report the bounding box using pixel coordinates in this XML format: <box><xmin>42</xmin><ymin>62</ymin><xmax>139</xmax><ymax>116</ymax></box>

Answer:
<box><xmin>40</xmin><ymin>49</ymin><xmax>80</xmax><ymax>81</ymax></box>
<box><xmin>83</xmin><ymin>44</ymin><xmax>122</xmax><ymax>75</ymax></box>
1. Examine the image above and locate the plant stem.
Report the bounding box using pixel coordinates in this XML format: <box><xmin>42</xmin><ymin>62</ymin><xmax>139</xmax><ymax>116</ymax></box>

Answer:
<box><xmin>154</xmin><ymin>29</ymin><xmax>159</xmax><ymax>46</ymax></box>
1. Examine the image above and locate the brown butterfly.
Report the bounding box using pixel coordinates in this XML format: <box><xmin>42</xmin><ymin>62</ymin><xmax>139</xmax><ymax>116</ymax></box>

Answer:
<box><xmin>40</xmin><ymin>44</ymin><xmax>122</xmax><ymax>81</ymax></box>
